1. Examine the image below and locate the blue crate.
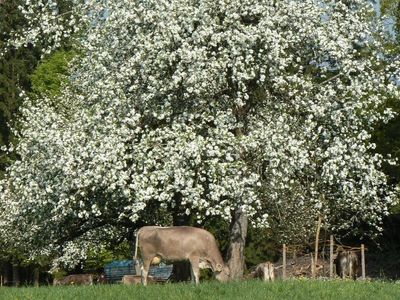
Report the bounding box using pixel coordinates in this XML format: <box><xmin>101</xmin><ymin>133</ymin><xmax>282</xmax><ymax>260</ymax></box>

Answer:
<box><xmin>104</xmin><ymin>260</ymin><xmax>173</xmax><ymax>282</ymax></box>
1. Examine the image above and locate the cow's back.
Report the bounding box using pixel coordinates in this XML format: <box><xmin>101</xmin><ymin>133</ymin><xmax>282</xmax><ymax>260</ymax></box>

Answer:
<box><xmin>138</xmin><ymin>226</ymin><xmax>221</xmax><ymax>262</ymax></box>
<box><xmin>60</xmin><ymin>274</ymin><xmax>93</xmax><ymax>285</ymax></box>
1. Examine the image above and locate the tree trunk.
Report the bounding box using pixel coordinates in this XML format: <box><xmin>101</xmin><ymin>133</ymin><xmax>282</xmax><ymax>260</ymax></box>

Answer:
<box><xmin>226</xmin><ymin>208</ymin><xmax>248</xmax><ymax>280</ymax></box>
<box><xmin>170</xmin><ymin>197</ymin><xmax>191</xmax><ymax>282</ymax></box>
<box><xmin>12</xmin><ymin>264</ymin><xmax>20</xmax><ymax>287</ymax></box>
<box><xmin>34</xmin><ymin>267</ymin><xmax>40</xmax><ymax>287</ymax></box>
<box><xmin>170</xmin><ymin>261</ymin><xmax>191</xmax><ymax>282</ymax></box>
<box><xmin>2</xmin><ymin>261</ymin><xmax>11</xmax><ymax>286</ymax></box>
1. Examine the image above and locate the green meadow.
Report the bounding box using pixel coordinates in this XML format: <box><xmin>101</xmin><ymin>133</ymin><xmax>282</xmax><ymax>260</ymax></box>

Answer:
<box><xmin>1</xmin><ymin>280</ymin><xmax>400</xmax><ymax>300</ymax></box>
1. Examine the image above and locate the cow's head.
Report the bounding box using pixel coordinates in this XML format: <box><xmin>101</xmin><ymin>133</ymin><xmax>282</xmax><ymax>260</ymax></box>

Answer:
<box><xmin>53</xmin><ymin>278</ymin><xmax>61</xmax><ymax>286</ymax></box>
<box><xmin>214</xmin><ymin>263</ymin><xmax>230</xmax><ymax>282</ymax></box>
<box><xmin>96</xmin><ymin>273</ymin><xmax>107</xmax><ymax>284</ymax></box>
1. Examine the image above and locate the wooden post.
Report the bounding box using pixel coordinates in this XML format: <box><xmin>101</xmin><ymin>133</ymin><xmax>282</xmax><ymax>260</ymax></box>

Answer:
<box><xmin>314</xmin><ymin>216</ymin><xmax>322</xmax><ymax>278</ymax></box>
<box><xmin>361</xmin><ymin>244</ymin><xmax>366</xmax><ymax>279</ymax></box>
<box><xmin>311</xmin><ymin>254</ymin><xmax>315</xmax><ymax>278</ymax></box>
<box><xmin>282</xmin><ymin>244</ymin><xmax>286</xmax><ymax>280</ymax></box>
<box><xmin>321</xmin><ymin>251</ymin><xmax>324</xmax><ymax>276</ymax></box>
<box><xmin>329</xmin><ymin>235</ymin><xmax>334</xmax><ymax>278</ymax></box>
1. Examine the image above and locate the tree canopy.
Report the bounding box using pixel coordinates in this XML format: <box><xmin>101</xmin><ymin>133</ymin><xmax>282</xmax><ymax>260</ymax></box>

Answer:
<box><xmin>0</xmin><ymin>0</ymin><xmax>399</xmax><ymax>269</ymax></box>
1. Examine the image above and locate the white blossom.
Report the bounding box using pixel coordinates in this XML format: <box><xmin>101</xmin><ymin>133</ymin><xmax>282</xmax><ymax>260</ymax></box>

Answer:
<box><xmin>0</xmin><ymin>0</ymin><xmax>399</xmax><ymax>264</ymax></box>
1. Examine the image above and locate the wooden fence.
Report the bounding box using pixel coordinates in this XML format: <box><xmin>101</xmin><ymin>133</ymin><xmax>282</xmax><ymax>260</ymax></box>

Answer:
<box><xmin>280</xmin><ymin>235</ymin><xmax>366</xmax><ymax>280</ymax></box>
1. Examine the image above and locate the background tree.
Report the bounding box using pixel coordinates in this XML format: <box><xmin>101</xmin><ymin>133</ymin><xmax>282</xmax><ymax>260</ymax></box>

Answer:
<box><xmin>0</xmin><ymin>0</ymin><xmax>43</xmax><ymax>285</ymax></box>
<box><xmin>372</xmin><ymin>0</ymin><xmax>400</xmax><ymax>210</ymax></box>
<box><xmin>0</xmin><ymin>0</ymin><xmax>399</xmax><ymax>280</ymax></box>
<box><xmin>0</xmin><ymin>0</ymin><xmax>78</xmax><ymax>285</ymax></box>
<box><xmin>381</xmin><ymin>0</ymin><xmax>400</xmax><ymax>40</ymax></box>
<box><xmin>30</xmin><ymin>50</ymin><xmax>76</xmax><ymax>99</ymax></box>
<box><xmin>0</xmin><ymin>0</ymin><xmax>41</xmax><ymax>178</ymax></box>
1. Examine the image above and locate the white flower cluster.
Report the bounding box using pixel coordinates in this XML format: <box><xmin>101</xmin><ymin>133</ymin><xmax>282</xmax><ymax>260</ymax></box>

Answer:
<box><xmin>1</xmin><ymin>0</ymin><xmax>399</xmax><ymax>263</ymax></box>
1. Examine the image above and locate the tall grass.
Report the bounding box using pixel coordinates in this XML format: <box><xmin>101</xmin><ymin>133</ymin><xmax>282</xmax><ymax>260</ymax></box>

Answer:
<box><xmin>1</xmin><ymin>280</ymin><xmax>400</xmax><ymax>300</ymax></box>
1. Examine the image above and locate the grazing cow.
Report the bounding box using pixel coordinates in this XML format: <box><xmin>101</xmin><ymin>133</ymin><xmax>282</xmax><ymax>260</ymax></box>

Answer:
<box><xmin>122</xmin><ymin>275</ymin><xmax>155</xmax><ymax>285</ymax></box>
<box><xmin>253</xmin><ymin>262</ymin><xmax>275</xmax><ymax>282</ymax></box>
<box><xmin>53</xmin><ymin>274</ymin><xmax>94</xmax><ymax>285</ymax></box>
<box><xmin>335</xmin><ymin>250</ymin><xmax>359</xmax><ymax>280</ymax></box>
<box><xmin>95</xmin><ymin>273</ymin><xmax>107</xmax><ymax>284</ymax></box>
<box><xmin>135</xmin><ymin>226</ymin><xmax>230</xmax><ymax>285</ymax></box>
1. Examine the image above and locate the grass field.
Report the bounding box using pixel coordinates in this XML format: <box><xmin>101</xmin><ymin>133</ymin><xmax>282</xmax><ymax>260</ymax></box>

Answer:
<box><xmin>1</xmin><ymin>279</ymin><xmax>400</xmax><ymax>300</ymax></box>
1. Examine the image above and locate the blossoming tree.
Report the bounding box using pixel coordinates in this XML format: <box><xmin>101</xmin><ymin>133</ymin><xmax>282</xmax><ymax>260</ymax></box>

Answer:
<box><xmin>1</xmin><ymin>0</ymin><xmax>399</xmax><ymax>278</ymax></box>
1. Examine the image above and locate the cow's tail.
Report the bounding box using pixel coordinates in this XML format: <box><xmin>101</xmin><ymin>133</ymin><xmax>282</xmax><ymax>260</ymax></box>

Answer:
<box><xmin>134</xmin><ymin>229</ymin><xmax>140</xmax><ymax>259</ymax></box>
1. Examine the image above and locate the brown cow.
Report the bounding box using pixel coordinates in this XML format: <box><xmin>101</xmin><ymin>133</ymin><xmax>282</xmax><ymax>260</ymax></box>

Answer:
<box><xmin>335</xmin><ymin>250</ymin><xmax>359</xmax><ymax>280</ymax></box>
<box><xmin>53</xmin><ymin>274</ymin><xmax>94</xmax><ymax>285</ymax></box>
<box><xmin>135</xmin><ymin>226</ymin><xmax>230</xmax><ymax>285</ymax></box>
<box><xmin>253</xmin><ymin>262</ymin><xmax>275</xmax><ymax>282</ymax></box>
<box><xmin>121</xmin><ymin>275</ymin><xmax>155</xmax><ymax>285</ymax></box>
<box><xmin>95</xmin><ymin>273</ymin><xmax>107</xmax><ymax>284</ymax></box>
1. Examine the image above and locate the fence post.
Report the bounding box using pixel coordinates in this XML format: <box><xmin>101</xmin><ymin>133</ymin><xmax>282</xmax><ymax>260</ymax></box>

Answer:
<box><xmin>330</xmin><ymin>235</ymin><xmax>334</xmax><ymax>278</ymax></box>
<box><xmin>361</xmin><ymin>244</ymin><xmax>366</xmax><ymax>279</ymax></box>
<box><xmin>311</xmin><ymin>254</ymin><xmax>315</xmax><ymax>278</ymax></box>
<box><xmin>282</xmin><ymin>244</ymin><xmax>286</xmax><ymax>280</ymax></box>
<box><xmin>313</xmin><ymin>216</ymin><xmax>322</xmax><ymax>278</ymax></box>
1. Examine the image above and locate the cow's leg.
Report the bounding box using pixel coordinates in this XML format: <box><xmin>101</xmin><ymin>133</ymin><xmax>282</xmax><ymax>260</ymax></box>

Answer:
<box><xmin>141</xmin><ymin>259</ymin><xmax>151</xmax><ymax>286</ymax></box>
<box><xmin>265</xmin><ymin>262</ymin><xmax>274</xmax><ymax>281</ymax></box>
<box><xmin>189</xmin><ymin>257</ymin><xmax>200</xmax><ymax>285</ymax></box>
<box><xmin>348</xmin><ymin>260</ymin><xmax>353</xmax><ymax>280</ymax></box>
<box><xmin>350</xmin><ymin>259</ymin><xmax>357</xmax><ymax>280</ymax></box>
<box><xmin>269</xmin><ymin>263</ymin><xmax>275</xmax><ymax>282</ymax></box>
<box><xmin>341</xmin><ymin>258</ymin><xmax>347</xmax><ymax>279</ymax></box>
<box><xmin>263</xmin><ymin>265</ymin><xmax>269</xmax><ymax>282</ymax></box>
